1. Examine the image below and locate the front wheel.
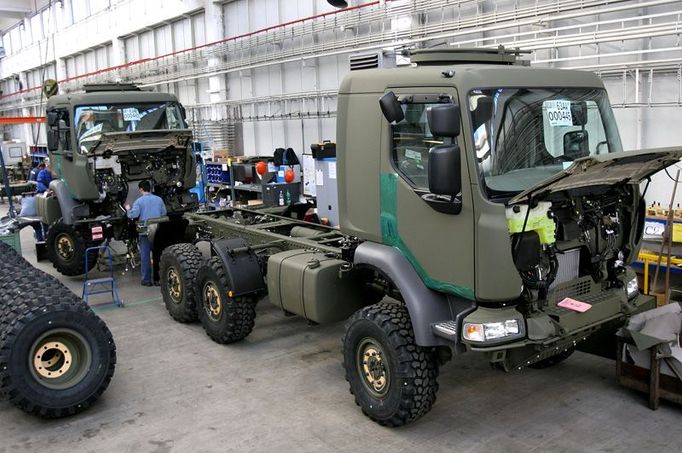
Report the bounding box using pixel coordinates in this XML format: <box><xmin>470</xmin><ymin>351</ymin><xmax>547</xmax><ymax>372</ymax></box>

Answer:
<box><xmin>46</xmin><ymin>223</ymin><xmax>97</xmax><ymax>276</ymax></box>
<box><xmin>342</xmin><ymin>302</ymin><xmax>439</xmax><ymax>427</ymax></box>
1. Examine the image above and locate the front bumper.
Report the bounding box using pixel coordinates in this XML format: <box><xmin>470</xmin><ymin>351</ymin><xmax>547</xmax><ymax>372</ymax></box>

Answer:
<box><xmin>431</xmin><ymin>275</ymin><xmax>655</xmax><ymax>368</ymax></box>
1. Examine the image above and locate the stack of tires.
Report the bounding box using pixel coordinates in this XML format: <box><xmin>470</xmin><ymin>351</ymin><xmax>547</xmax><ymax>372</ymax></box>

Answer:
<box><xmin>0</xmin><ymin>240</ymin><xmax>116</xmax><ymax>418</ymax></box>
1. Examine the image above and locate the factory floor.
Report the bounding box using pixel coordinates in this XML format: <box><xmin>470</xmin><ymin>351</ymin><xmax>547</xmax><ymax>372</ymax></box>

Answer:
<box><xmin>1</xmin><ymin>208</ymin><xmax>681</xmax><ymax>452</ymax></box>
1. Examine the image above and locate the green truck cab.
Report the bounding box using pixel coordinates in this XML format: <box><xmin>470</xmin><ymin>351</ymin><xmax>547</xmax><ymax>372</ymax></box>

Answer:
<box><xmin>36</xmin><ymin>84</ymin><xmax>198</xmax><ymax>275</ymax></box>
<box><xmin>336</xmin><ymin>48</ymin><xmax>681</xmax><ymax>421</ymax></box>
<box><xmin>157</xmin><ymin>48</ymin><xmax>682</xmax><ymax>427</ymax></box>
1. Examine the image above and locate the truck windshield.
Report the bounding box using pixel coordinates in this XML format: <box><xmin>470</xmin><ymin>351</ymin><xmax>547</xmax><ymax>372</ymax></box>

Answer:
<box><xmin>469</xmin><ymin>88</ymin><xmax>622</xmax><ymax>200</ymax></box>
<box><xmin>74</xmin><ymin>102</ymin><xmax>186</xmax><ymax>150</ymax></box>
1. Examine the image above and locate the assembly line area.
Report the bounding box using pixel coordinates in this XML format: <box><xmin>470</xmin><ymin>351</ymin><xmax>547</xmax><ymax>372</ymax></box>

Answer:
<box><xmin>0</xmin><ymin>222</ymin><xmax>680</xmax><ymax>452</ymax></box>
<box><xmin>3</xmin><ymin>1</ymin><xmax>682</xmax><ymax>452</ymax></box>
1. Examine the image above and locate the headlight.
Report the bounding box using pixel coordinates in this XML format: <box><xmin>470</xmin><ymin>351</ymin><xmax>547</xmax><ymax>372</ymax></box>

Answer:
<box><xmin>463</xmin><ymin>319</ymin><xmax>521</xmax><ymax>342</ymax></box>
<box><xmin>626</xmin><ymin>277</ymin><xmax>639</xmax><ymax>299</ymax></box>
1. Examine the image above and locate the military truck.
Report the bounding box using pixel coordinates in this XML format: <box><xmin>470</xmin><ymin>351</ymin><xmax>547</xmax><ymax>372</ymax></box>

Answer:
<box><xmin>36</xmin><ymin>84</ymin><xmax>198</xmax><ymax>275</ymax></box>
<box><xmin>157</xmin><ymin>48</ymin><xmax>682</xmax><ymax>426</ymax></box>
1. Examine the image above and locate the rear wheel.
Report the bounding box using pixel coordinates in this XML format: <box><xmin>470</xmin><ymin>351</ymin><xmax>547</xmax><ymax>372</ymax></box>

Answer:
<box><xmin>194</xmin><ymin>257</ymin><xmax>257</xmax><ymax>344</ymax></box>
<box><xmin>159</xmin><ymin>243</ymin><xmax>204</xmax><ymax>323</ymax></box>
<box><xmin>46</xmin><ymin>223</ymin><xmax>97</xmax><ymax>276</ymax></box>
<box><xmin>342</xmin><ymin>302</ymin><xmax>439</xmax><ymax>427</ymax></box>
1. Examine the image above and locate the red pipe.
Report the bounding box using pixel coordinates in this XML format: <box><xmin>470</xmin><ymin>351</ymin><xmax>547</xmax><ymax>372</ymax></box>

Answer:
<box><xmin>0</xmin><ymin>116</ymin><xmax>46</xmax><ymax>124</ymax></box>
<box><xmin>0</xmin><ymin>1</ymin><xmax>384</xmax><ymax>101</ymax></box>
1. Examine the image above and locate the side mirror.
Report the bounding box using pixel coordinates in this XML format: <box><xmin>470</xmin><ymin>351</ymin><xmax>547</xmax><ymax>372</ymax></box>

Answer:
<box><xmin>58</xmin><ymin>119</ymin><xmax>69</xmax><ymax>131</ymax></box>
<box><xmin>571</xmin><ymin>101</ymin><xmax>587</xmax><ymax>126</ymax></box>
<box><xmin>47</xmin><ymin>129</ymin><xmax>59</xmax><ymax>151</ymax></box>
<box><xmin>428</xmin><ymin>145</ymin><xmax>461</xmax><ymax>196</ymax></box>
<box><xmin>47</xmin><ymin>110</ymin><xmax>59</xmax><ymax>127</ymax></box>
<box><xmin>379</xmin><ymin>91</ymin><xmax>404</xmax><ymax>123</ymax></box>
<box><xmin>472</xmin><ymin>97</ymin><xmax>493</xmax><ymax>130</ymax></box>
<box><xmin>563</xmin><ymin>130</ymin><xmax>589</xmax><ymax>159</ymax></box>
<box><xmin>423</xmin><ymin>144</ymin><xmax>462</xmax><ymax>215</ymax></box>
<box><xmin>427</xmin><ymin>104</ymin><xmax>460</xmax><ymax>137</ymax></box>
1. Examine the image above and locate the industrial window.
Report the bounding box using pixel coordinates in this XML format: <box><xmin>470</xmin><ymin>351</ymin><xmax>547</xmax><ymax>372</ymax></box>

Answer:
<box><xmin>391</xmin><ymin>97</ymin><xmax>452</xmax><ymax>190</ymax></box>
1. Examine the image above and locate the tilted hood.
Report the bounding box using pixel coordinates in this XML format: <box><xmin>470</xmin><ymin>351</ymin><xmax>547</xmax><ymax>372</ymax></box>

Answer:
<box><xmin>84</xmin><ymin>129</ymin><xmax>193</xmax><ymax>156</ymax></box>
<box><xmin>509</xmin><ymin>147</ymin><xmax>682</xmax><ymax>204</ymax></box>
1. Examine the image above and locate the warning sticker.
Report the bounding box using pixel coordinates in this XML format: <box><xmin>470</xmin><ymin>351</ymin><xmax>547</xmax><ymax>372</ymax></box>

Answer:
<box><xmin>544</xmin><ymin>100</ymin><xmax>573</xmax><ymax>127</ymax></box>
<box><xmin>122</xmin><ymin>108</ymin><xmax>141</xmax><ymax>121</ymax></box>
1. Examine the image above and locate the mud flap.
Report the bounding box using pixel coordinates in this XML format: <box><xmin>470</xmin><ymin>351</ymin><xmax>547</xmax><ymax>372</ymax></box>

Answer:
<box><xmin>210</xmin><ymin>238</ymin><xmax>266</xmax><ymax>297</ymax></box>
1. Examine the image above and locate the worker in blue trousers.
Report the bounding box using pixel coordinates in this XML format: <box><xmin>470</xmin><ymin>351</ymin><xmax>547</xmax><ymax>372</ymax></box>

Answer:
<box><xmin>125</xmin><ymin>180</ymin><xmax>167</xmax><ymax>287</ymax></box>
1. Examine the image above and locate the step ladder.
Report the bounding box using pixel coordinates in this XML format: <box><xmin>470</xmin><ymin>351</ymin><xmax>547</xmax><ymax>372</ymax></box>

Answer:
<box><xmin>82</xmin><ymin>245</ymin><xmax>123</xmax><ymax>307</ymax></box>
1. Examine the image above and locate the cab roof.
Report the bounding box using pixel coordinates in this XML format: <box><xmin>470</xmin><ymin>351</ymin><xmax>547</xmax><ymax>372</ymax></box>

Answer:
<box><xmin>338</xmin><ymin>63</ymin><xmax>605</xmax><ymax>95</ymax></box>
<box><xmin>46</xmin><ymin>90</ymin><xmax>179</xmax><ymax>109</ymax></box>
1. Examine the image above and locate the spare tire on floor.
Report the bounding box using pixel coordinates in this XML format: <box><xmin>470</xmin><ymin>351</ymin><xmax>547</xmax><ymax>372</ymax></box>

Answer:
<box><xmin>159</xmin><ymin>243</ymin><xmax>204</xmax><ymax>323</ymax></box>
<box><xmin>0</xmin><ymin>300</ymin><xmax>116</xmax><ymax>418</ymax></box>
<box><xmin>0</xmin><ymin>279</ymin><xmax>79</xmax><ymax>333</ymax></box>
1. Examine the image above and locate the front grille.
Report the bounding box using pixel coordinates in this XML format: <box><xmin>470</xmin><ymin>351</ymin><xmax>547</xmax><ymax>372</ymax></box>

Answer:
<box><xmin>548</xmin><ymin>276</ymin><xmax>611</xmax><ymax>305</ymax></box>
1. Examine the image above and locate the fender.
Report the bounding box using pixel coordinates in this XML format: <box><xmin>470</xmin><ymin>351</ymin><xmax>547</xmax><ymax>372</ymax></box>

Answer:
<box><xmin>48</xmin><ymin>180</ymin><xmax>80</xmax><ymax>225</ymax></box>
<box><xmin>210</xmin><ymin>238</ymin><xmax>266</xmax><ymax>297</ymax></box>
<box><xmin>353</xmin><ymin>241</ymin><xmax>474</xmax><ymax>348</ymax></box>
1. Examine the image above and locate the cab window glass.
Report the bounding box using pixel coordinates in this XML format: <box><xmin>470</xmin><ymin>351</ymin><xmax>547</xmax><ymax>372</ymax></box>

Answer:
<box><xmin>391</xmin><ymin>102</ymin><xmax>450</xmax><ymax>190</ymax></box>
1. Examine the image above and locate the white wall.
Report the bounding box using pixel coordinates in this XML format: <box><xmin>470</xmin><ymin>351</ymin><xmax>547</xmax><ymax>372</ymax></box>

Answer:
<box><xmin>2</xmin><ymin>0</ymin><xmax>682</xmax><ymax>205</ymax></box>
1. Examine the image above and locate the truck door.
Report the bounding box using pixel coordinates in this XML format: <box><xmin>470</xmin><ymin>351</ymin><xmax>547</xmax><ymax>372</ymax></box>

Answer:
<box><xmin>380</xmin><ymin>91</ymin><xmax>475</xmax><ymax>300</ymax></box>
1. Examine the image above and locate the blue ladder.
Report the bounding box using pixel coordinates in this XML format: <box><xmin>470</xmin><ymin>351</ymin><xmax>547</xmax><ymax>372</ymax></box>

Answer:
<box><xmin>82</xmin><ymin>245</ymin><xmax>123</xmax><ymax>307</ymax></box>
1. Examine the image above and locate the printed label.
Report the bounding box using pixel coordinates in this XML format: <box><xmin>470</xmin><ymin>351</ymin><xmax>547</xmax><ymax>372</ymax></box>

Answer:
<box><xmin>544</xmin><ymin>100</ymin><xmax>573</xmax><ymax>127</ymax></box>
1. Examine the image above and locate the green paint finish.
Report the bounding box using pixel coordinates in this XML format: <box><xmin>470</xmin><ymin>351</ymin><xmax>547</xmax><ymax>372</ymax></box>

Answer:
<box><xmin>380</xmin><ymin>173</ymin><xmax>475</xmax><ymax>300</ymax></box>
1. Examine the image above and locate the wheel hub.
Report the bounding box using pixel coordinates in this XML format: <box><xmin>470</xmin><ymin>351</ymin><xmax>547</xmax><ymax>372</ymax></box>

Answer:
<box><xmin>357</xmin><ymin>339</ymin><xmax>390</xmax><ymax>398</ymax></box>
<box><xmin>33</xmin><ymin>341</ymin><xmax>72</xmax><ymax>378</ymax></box>
<box><xmin>203</xmin><ymin>282</ymin><xmax>222</xmax><ymax>320</ymax></box>
<box><xmin>56</xmin><ymin>234</ymin><xmax>75</xmax><ymax>260</ymax></box>
<box><xmin>29</xmin><ymin>329</ymin><xmax>92</xmax><ymax>390</ymax></box>
<box><xmin>167</xmin><ymin>267</ymin><xmax>182</xmax><ymax>303</ymax></box>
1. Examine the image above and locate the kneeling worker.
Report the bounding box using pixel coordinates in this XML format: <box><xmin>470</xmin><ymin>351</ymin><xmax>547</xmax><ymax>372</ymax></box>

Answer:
<box><xmin>125</xmin><ymin>180</ymin><xmax>167</xmax><ymax>286</ymax></box>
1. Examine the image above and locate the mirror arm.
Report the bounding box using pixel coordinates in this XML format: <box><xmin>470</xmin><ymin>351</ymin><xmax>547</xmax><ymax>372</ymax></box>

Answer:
<box><xmin>421</xmin><ymin>193</ymin><xmax>462</xmax><ymax>215</ymax></box>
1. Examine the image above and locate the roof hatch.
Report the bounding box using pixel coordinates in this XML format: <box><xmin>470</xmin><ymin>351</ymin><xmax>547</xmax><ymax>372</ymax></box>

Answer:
<box><xmin>410</xmin><ymin>46</ymin><xmax>530</xmax><ymax>66</ymax></box>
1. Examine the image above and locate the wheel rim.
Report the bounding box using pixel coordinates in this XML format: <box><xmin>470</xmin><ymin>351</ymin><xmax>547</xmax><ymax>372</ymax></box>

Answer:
<box><xmin>167</xmin><ymin>267</ymin><xmax>183</xmax><ymax>303</ymax></box>
<box><xmin>29</xmin><ymin>329</ymin><xmax>92</xmax><ymax>390</ymax></box>
<box><xmin>356</xmin><ymin>337</ymin><xmax>390</xmax><ymax>399</ymax></box>
<box><xmin>55</xmin><ymin>233</ymin><xmax>75</xmax><ymax>261</ymax></box>
<box><xmin>202</xmin><ymin>282</ymin><xmax>222</xmax><ymax>321</ymax></box>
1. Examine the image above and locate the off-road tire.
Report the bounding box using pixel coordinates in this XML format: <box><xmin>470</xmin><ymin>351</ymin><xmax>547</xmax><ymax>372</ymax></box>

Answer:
<box><xmin>528</xmin><ymin>347</ymin><xmax>575</xmax><ymax>369</ymax></box>
<box><xmin>159</xmin><ymin>243</ymin><xmax>204</xmax><ymax>323</ymax></box>
<box><xmin>0</xmin><ymin>278</ymin><xmax>79</xmax><ymax>334</ymax></box>
<box><xmin>46</xmin><ymin>222</ymin><xmax>98</xmax><ymax>276</ymax></box>
<box><xmin>342</xmin><ymin>302</ymin><xmax>439</xmax><ymax>427</ymax></box>
<box><xmin>0</xmin><ymin>254</ymin><xmax>30</xmax><ymax>271</ymax></box>
<box><xmin>195</xmin><ymin>257</ymin><xmax>257</xmax><ymax>344</ymax></box>
<box><xmin>0</xmin><ymin>301</ymin><xmax>116</xmax><ymax>418</ymax></box>
<box><xmin>0</xmin><ymin>241</ymin><xmax>29</xmax><ymax>267</ymax></box>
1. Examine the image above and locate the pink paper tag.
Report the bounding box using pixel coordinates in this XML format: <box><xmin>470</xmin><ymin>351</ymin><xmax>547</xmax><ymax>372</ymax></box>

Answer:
<box><xmin>557</xmin><ymin>297</ymin><xmax>592</xmax><ymax>312</ymax></box>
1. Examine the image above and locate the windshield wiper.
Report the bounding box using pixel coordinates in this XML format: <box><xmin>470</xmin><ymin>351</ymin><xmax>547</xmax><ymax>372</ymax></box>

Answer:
<box><xmin>488</xmin><ymin>189</ymin><xmax>521</xmax><ymax>201</ymax></box>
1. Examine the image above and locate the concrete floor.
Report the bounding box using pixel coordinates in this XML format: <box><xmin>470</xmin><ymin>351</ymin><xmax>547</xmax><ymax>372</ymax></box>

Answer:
<box><xmin>1</xmin><ymin>206</ymin><xmax>681</xmax><ymax>452</ymax></box>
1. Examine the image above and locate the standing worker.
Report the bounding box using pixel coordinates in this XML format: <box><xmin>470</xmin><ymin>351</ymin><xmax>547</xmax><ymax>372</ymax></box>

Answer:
<box><xmin>29</xmin><ymin>162</ymin><xmax>44</xmax><ymax>182</ymax></box>
<box><xmin>125</xmin><ymin>180</ymin><xmax>167</xmax><ymax>286</ymax></box>
<box><xmin>36</xmin><ymin>159</ymin><xmax>53</xmax><ymax>193</ymax></box>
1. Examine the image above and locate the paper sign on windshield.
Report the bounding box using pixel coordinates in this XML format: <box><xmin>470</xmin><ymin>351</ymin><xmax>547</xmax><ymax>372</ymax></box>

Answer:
<box><xmin>544</xmin><ymin>100</ymin><xmax>573</xmax><ymax>127</ymax></box>
<box><xmin>122</xmin><ymin>108</ymin><xmax>141</xmax><ymax>121</ymax></box>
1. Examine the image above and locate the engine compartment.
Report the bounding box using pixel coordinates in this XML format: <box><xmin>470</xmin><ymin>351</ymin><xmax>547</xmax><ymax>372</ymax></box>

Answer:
<box><xmin>507</xmin><ymin>184</ymin><xmax>642</xmax><ymax>310</ymax></box>
<box><xmin>89</xmin><ymin>146</ymin><xmax>195</xmax><ymax>219</ymax></box>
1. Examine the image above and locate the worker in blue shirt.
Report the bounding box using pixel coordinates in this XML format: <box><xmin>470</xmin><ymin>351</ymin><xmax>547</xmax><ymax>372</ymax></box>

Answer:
<box><xmin>125</xmin><ymin>180</ymin><xmax>167</xmax><ymax>286</ymax></box>
<box><xmin>29</xmin><ymin>162</ymin><xmax>44</xmax><ymax>182</ymax></box>
<box><xmin>36</xmin><ymin>160</ymin><xmax>53</xmax><ymax>193</ymax></box>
